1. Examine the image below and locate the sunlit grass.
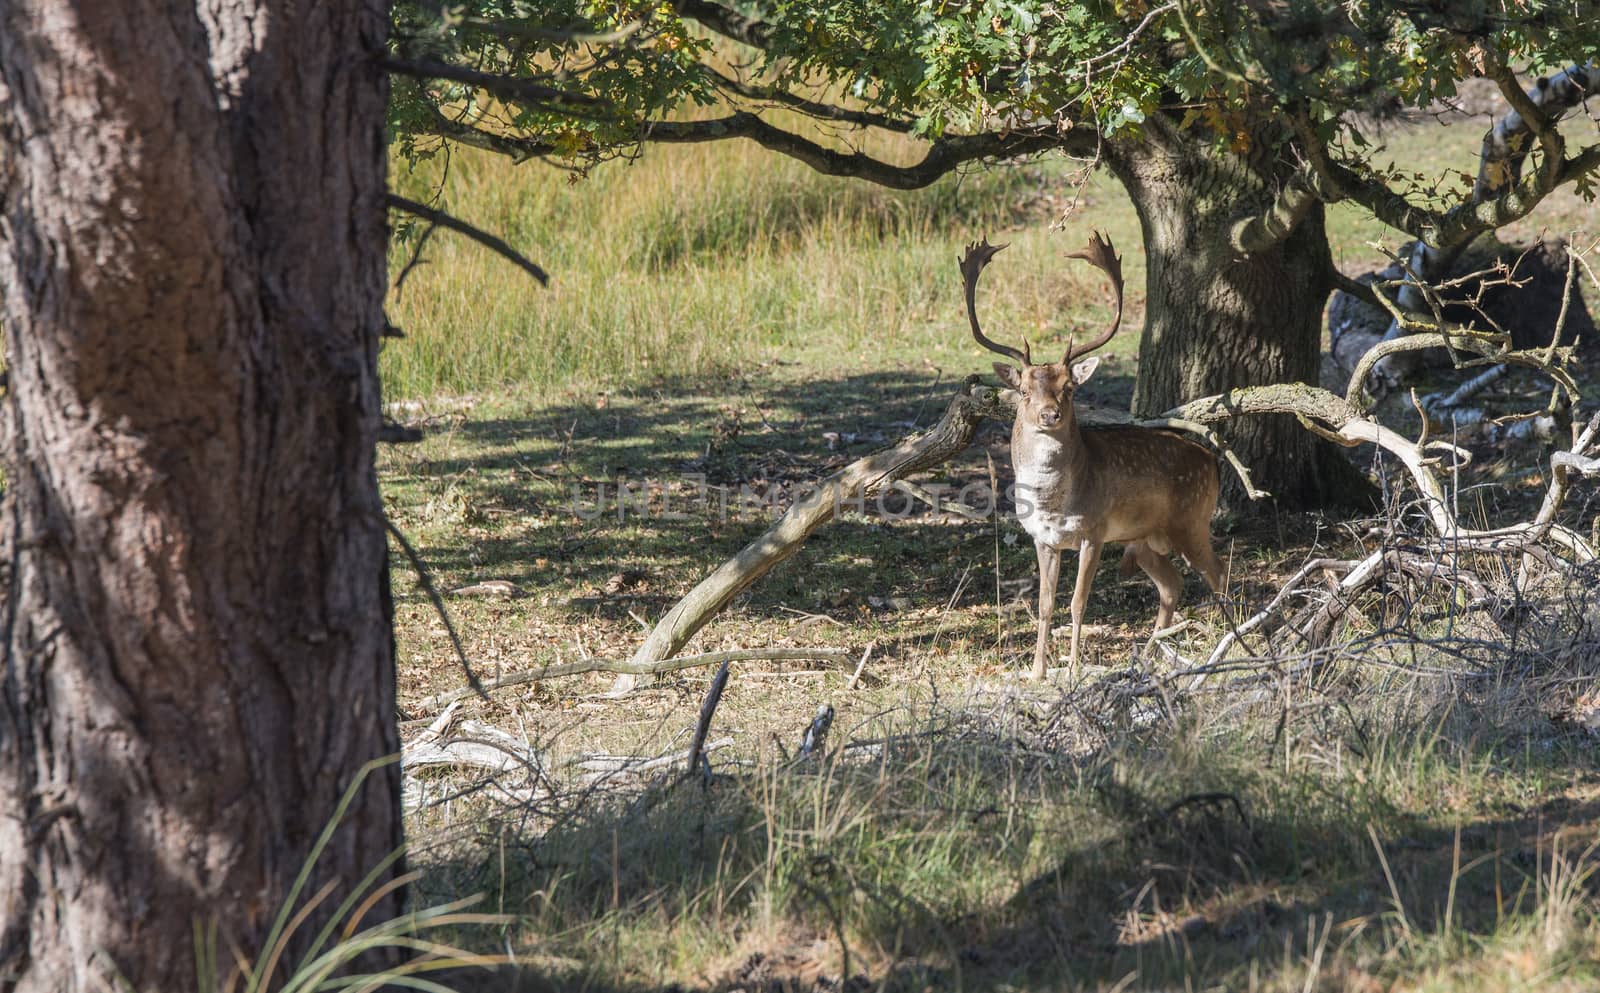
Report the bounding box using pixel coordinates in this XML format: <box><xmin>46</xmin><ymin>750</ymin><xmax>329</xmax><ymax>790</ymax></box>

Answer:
<box><xmin>383</xmin><ymin>138</ymin><xmax>1145</xmax><ymax>402</ymax></box>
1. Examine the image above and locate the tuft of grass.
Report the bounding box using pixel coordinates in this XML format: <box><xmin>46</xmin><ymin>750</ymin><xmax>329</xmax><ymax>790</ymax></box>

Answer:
<box><xmin>192</xmin><ymin>757</ymin><xmax>510</xmax><ymax>993</ymax></box>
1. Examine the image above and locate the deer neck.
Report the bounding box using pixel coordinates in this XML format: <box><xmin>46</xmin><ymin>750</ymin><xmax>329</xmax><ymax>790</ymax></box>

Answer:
<box><xmin>1012</xmin><ymin>409</ymin><xmax>1088</xmax><ymax>501</ymax></box>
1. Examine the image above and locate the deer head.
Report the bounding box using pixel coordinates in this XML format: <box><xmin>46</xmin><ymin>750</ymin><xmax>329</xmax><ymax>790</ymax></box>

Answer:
<box><xmin>960</xmin><ymin>233</ymin><xmax>1124</xmax><ymax>432</ymax></box>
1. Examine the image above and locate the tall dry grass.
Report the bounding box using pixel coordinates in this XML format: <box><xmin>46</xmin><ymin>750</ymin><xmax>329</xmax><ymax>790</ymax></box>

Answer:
<box><xmin>383</xmin><ymin>138</ymin><xmax>1143</xmax><ymax>402</ymax></box>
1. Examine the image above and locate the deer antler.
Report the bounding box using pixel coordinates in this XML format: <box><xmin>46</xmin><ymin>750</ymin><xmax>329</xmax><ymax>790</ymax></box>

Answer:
<box><xmin>960</xmin><ymin>238</ymin><xmax>1030</xmax><ymax>365</ymax></box>
<box><xmin>1063</xmin><ymin>232</ymin><xmax>1124</xmax><ymax>364</ymax></box>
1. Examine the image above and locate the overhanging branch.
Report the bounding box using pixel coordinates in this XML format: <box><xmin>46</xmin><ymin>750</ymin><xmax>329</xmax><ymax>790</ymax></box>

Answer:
<box><xmin>381</xmin><ymin>57</ymin><xmax>607</xmax><ymax>114</ymax></box>
<box><xmin>417</xmin><ymin>109</ymin><xmax>560</xmax><ymax>162</ymax></box>
<box><xmin>643</xmin><ymin>113</ymin><xmax>1072</xmax><ymax>189</ymax></box>
<box><xmin>384</xmin><ymin>194</ymin><xmax>550</xmax><ymax>285</ymax></box>
<box><xmin>706</xmin><ymin>68</ymin><xmax>917</xmax><ymax>133</ymax></box>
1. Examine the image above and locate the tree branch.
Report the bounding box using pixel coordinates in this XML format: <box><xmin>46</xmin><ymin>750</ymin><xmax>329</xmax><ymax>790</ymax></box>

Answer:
<box><xmin>674</xmin><ymin>0</ymin><xmax>775</xmax><ymax>49</ymax></box>
<box><xmin>706</xmin><ymin>68</ymin><xmax>917</xmax><ymax>133</ymax></box>
<box><xmin>1330</xmin><ymin>269</ymin><xmax>1381</xmax><ymax>310</ymax></box>
<box><xmin>416</xmin><ymin>109</ymin><xmax>560</xmax><ymax>162</ymax></box>
<box><xmin>1230</xmin><ymin>167</ymin><xmax>1326</xmax><ymax>253</ymax></box>
<box><xmin>458</xmin><ymin>15</ymin><xmax>646</xmax><ymax>46</ymax></box>
<box><xmin>1476</xmin><ymin>59</ymin><xmax>1590</xmax><ymax>199</ymax></box>
<box><xmin>1160</xmin><ymin>383</ymin><xmax>1594</xmax><ymax>559</ymax></box>
<box><xmin>642</xmin><ymin>113</ymin><xmax>1071</xmax><ymax>189</ymax></box>
<box><xmin>1283</xmin><ymin>60</ymin><xmax>1593</xmax><ymax>250</ymax></box>
<box><xmin>381</xmin><ymin>56</ymin><xmax>607</xmax><ymax>112</ymax></box>
<box><xmin>1437</xmin><ymin>141</ymin><xmax>1600</xmax><ymax>247</ymax></box>
<box><xmin>384</xmin><ymin>194</ymin><xmax>550</xmax><ymax>285</ymax></box>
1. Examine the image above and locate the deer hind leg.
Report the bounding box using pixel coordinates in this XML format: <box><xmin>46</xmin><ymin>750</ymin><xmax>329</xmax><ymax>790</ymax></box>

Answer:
<box><xmin>1117</xmin><ymin>543</ymin><xmax>1141</xmax><ymax>579</ymax></box>
<box><xmin>1032</xmin><ymin>542</ymin><xmax>1062</xmax><ymax>680</ymax></box>
<box><xmin>1066</xmin><ymin>539</ymin><xmax>1104</xmax><ymax>672</ymax></box>
<box><xmin>1128</xmin><ymin>541</ymin><xmax>1182</xmax><ymax>632</ymax></box>
<box><xmin>1176</xmin><ymin>525</ymin><xmax>1226</xmax><ymax>593</ymax></box>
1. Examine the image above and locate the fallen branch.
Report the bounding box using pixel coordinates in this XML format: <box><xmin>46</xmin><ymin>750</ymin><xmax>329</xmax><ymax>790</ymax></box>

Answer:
<box><xmin>1206</xmin><ymin>557</ymin><xmax>1357</xmax><ymax>668</ymax></box>
<box><xmin>1292</xmin><ymin>547</ymin><xmax>1496</xmax><ymax>649</ymax></box>
<box><xmin>626</xmin><ymin>377</ymin><xmax>1009</xmax><ymax>671</ymax></box>
<box><xmin>418</xmin><ymin>647</ymin><xmax>852</xmax><ymax>713</ymax></box>
<box><xmin>1161</xmin><ymin>384</ymin><xmax>1596</xmax><ymax>561</ymax></box>
<box><xmin>846</xmin><ymin>641</ymin><xmax>876</xmax><ymax>691</ymax></box>
<box><xmin>401</xmin><ymin>702</ymin><xmax>547</xmax><ymax>807</ymax></box>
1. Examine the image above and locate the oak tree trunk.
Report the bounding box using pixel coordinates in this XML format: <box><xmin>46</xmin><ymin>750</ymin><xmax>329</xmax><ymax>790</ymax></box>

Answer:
<box><xmin>0</xmin><ymin>2</ymin><xmax>402</xmax><ymax>990</ymax></box>
<box><xmin>1108</xmin><ymin>119</ymin><xmax>1371</xmax><ymax>510</ymax></box>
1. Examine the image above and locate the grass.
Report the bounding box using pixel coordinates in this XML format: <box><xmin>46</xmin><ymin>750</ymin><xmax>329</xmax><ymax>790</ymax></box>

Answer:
<box><xmin>384</xmin><ymin>137</ymin><xmax>1144</xmax><ymax>403</ymax></box>
<box><xmin>380</xmin><ymin>87</ymin><xmax>1600</xmax><ymax>991</ymax></box>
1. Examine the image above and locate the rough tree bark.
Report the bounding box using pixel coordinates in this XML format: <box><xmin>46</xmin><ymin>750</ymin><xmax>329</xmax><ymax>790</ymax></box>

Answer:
<box><xmin>0</xmin><ymin>2</ymin><xmax>401</xmax><ymax>990</ymax></box>
<box><xmin>1107</xmin><ymin>119</ymin><xmax>1369</xmax><ymax>509</ymax></box>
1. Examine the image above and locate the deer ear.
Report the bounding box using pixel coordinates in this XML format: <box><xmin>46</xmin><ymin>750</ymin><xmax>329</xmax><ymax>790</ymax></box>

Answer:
<box><xmin>1071</xmin><ymin>356</ymin><xmax>1101</xmax><ymax>385</ymax></box>
<box><xmin>993</xmin><ymin>363</ymin><xmax>1021</xmax><ymax>388</ymax></box>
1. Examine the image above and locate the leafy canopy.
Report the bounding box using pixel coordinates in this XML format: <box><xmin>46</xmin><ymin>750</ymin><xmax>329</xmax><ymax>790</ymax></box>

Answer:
<box><xmin>388</xmin><ymin>2</ymin><xmax>1599</xmax><ymax>240</ymax></box>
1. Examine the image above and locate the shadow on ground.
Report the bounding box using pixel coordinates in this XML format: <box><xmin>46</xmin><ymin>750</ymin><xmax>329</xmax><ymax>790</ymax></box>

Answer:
<box><xmin>416</xmin><ymin>706</ymin><xmax>1600</xmax><ymax>992</ymax></box>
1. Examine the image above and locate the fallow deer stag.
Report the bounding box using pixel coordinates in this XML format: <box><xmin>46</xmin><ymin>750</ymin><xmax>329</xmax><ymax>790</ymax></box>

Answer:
<box><xmin>961</xmin><ymin>233</ymin><xmax>1224</xmax><ymax>679</ymax></box>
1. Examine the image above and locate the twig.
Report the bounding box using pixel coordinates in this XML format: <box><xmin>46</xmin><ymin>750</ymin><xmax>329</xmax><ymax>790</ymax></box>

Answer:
<box><xmin>579</xmin><ymin>737</ymin><xmax>733</xmax><ymax>779</ymax></box>
<box><xmin>391</xmin><ymin>221</ymin><xmax>437</xmax><ymax>296</ymax></box>
<box><xmin>683</xmin><ymin>660</ymin><xmax>730</xmax><ymax>783</ymax></box>
<box><xmin>845</xmin><ymin>641</ymin><xmax>876</xmax><ymax>691</ymax></box>
<box><xmin>1208</xmin><ymin>558</ymin><xmax>1357</xmax><ymax>667</ymax></box>
<box><xmin>384</xmin><ymin>193</ymin><xmax>550</xmax><ymax>285</ymax></box>
<box><xmin>988</xmin><ymin>451</ymin><xmax>1005</xmax><ymax>656</ymax></box>
<box><xmin>418</xmin><ymin>647</ymin><xmax>853</xmax><ymax>713</ymax></box>
<box><xmin>386</xmin><ymin>519</ymin><xmax>489</xmax><ymax>704</ymax></box>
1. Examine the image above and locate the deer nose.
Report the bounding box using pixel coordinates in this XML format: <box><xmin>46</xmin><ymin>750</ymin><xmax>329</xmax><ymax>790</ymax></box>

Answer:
<box><xmin>1039</xmin><ymin>407</ymin><xmax>1060</xmax><ymax>426</ymax></box>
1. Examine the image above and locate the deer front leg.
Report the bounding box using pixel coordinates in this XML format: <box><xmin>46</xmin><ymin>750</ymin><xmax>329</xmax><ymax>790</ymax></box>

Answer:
<box><xmin>1068</xmin><ymin>539</ymin><xmax>1104</xmax><ymax>670</ymax></box>
<box><xmin>1032</xmin><ymin>542</ymin><xmax>1062</xmax><ymax>680</ymax></box>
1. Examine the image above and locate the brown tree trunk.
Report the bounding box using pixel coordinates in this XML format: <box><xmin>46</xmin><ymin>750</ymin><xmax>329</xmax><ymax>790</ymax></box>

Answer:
<box><xmin>0</xmin><ymin>2</ymin><xmax>401</xmax><ymax>990</ymax></box>
<box><xmin>1108</xmin><ymin>119</ymin><xmax>1371</xmax><ymax>510</ymax></box>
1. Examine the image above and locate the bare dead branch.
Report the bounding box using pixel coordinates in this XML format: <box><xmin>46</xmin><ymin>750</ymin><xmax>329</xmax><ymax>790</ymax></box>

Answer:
<box><xmin>1207</xmin><ymin>557</ymin><xmax>1357</xmax><ymax>666</ymax></box>
<box><xmin>1350</xmin><ymin>252</ymin><xmax>1581</xmax><ymax>409</ymax></box>
<box><xmin>628</xmin><ymin>378</ymin><xmax>1010</xmax><ymax>669</ymax></box>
